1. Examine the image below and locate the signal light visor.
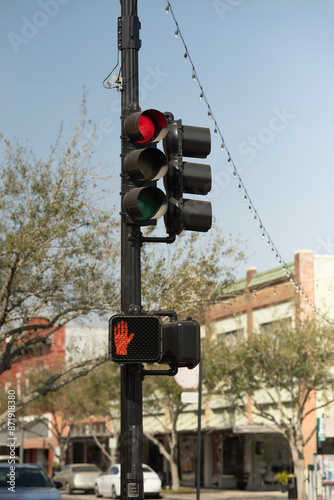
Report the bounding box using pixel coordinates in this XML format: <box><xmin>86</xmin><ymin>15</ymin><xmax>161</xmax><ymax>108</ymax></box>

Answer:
<box><xmin>124</xmin><ymin>148</ymin><xmax>168</xmax><ymax>182</ymax></box>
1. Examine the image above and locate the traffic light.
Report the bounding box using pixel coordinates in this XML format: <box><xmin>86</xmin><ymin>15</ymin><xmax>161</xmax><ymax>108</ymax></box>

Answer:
<box><xmin>159</xmin><ymin>319</ymin><xmax>200</xmax><ymax>369</ymax></box>
<box><xmin>109</xmin><ymin>315</ymin><xmax>162</xmax><ymax>363</ymax></box>
<box><xmin>122</xmin><ymin>109</ymin><xmax>169</xmax><ymax>225</ymax></box>
<box><xmin>163</xmin><ymin>113</ymin><xmax>212</xmax><ymax>235</ymax></box>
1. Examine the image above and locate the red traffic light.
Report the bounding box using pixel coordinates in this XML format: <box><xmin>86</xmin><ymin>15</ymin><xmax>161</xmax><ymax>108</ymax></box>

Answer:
<box><xmin>109</xmin><ymin>315</ymin><xmax>162</xmax><ymax>363</ymax></box>
<box><xmin>124</xmin><ymin>109</ymin><xmax>168</xmax><ymax>146</ymax></box>
<box><xmin>137</xmin><ymin>114</ymin><xmax>155</xmax><ymax>144</ymax></box>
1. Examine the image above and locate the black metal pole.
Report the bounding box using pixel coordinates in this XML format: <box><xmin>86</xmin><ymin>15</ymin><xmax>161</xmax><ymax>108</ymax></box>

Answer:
<box><xmin>196</xmin><ymin>359</ymin><xmax>202</xmax><ymax>500</ymax></box>
<box><xmin>119</xmin><ymin>1</ymin><xmax>143</xmax><ymax>499</ymax></box>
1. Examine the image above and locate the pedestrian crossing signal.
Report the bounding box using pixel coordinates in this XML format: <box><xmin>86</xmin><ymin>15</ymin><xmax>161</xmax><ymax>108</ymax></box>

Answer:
<box><xmin>109</xmin><ymin>315</ymin><xmax>161</xmax><ymax>363</ymax></box>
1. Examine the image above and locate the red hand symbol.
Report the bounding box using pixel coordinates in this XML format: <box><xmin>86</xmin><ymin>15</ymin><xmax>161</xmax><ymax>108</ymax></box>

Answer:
<box><xmin>114</xmin><ymin>320</ymin><xmax>134</xmax><ymax>355</ymax></box>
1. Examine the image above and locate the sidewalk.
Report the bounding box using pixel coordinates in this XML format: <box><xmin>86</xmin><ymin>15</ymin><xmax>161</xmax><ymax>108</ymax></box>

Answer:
<box><xmin>161</xmin><ymin>489</ymin><xmax>287</xmax><ymax>500</ymax></box>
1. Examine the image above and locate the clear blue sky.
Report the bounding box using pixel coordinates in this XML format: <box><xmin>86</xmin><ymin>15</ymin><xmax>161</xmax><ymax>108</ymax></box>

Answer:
<box><xmin>1</xmin><ymin>0</ymin><xmax>334</xmax><ymax>278</ymax></box>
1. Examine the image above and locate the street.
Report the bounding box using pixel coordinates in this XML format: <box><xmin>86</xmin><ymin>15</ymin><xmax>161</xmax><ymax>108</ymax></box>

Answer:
<box><xmin>59</xmin><ymin>489</ymin><xmax>287</xmax><ymax>500</ymax></box>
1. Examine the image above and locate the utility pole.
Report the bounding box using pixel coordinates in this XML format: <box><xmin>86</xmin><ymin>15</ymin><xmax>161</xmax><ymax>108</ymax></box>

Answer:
<box><xmin>115</xmin><ymin>4</ymin><xmax>211</xmax><ymax>499</ymax></box>
<box><xmin>119</xmin><ymin>0</ymin><xmax>143</xmax><ymax>499</ymax></box>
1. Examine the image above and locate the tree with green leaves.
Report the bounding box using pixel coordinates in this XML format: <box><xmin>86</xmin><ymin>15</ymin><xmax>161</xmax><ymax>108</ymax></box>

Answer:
<box><xmin>0</xmin><ymin>96</ymin><xmax>120</xmax><ymax>427</ymax></box>
<box><xmin>203</xmin><ymin>319</ymin><xmax>334</xmax><ymax>500</ymax></box>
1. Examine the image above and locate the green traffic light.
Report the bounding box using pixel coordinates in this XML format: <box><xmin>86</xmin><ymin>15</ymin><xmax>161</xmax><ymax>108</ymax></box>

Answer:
<box><xmin>123</xmin><ymin>186</ymin><xmax>167</xmax><ymax>224</ymax></box>
<box><xmin>137</xmin><ymin>190</ymin><xmax>157</xmax><ymax>220</ymax></box>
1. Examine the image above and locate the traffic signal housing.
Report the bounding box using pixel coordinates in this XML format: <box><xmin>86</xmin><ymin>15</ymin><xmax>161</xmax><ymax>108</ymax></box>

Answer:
<box><xmin>159</xmin><ymin>319</ymin><xmax>200</xmax><ymax>369</ymax></box>
<box><xmin>109</xmin><ymin>315</ymin><xmax>161</xmax><ymax>363</ymax></box>
<box><xmin>163</xmin><ymin>114</ymin><xmax>212</xmax><ymax>235</ymax></box>
<box><xmin>122</xmin><ymin>109</ymin><xmax>169</xmax><ymax>225</ymax></box>
<box><xmin>109</xmin><ymin>314</ymin><xmax>200</xmax><ymax>370</ymax></box>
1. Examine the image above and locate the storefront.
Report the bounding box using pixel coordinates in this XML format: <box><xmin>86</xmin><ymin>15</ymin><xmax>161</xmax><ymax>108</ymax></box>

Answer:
<box><xmin>201</xmin><ymin>426</ymin><xmax>291</xmax><ymax>490</ymax></box>
<box><xmin>202</xmin><ymin>429</ymin><xmax>244</xmax><ymax>489</ymax></box>
<box><xmin>233</xmin><ymin>426</ymin><xmax>292</xmax><ymax>489</ymax></box>
<box><xmin>178</xmin><ymin>428</ymin><xmax>245</xmax><ymax>489</ymax></box>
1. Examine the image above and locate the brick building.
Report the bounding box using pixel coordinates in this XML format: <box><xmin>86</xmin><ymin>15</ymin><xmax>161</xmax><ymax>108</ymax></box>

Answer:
<box><xmin>203</xmin><ymin>250</ymin><xmax>321</xmax><ymax>487</ymax></box>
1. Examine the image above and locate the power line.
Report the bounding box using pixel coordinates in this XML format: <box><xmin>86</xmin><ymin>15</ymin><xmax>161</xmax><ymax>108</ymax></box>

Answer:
<box><xmin>163</xmin><ymin>0</ymin><xmax>334</xmax><ymax>326</ymax></box>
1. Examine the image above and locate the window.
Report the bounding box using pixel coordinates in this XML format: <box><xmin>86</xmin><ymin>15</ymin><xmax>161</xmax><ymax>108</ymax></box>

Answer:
<box><xmin>222</xmin><ymin>435</ymin><xmax>244</xmax><ymax>475</ymax></box>
<box><xmin>260</xmin><ymin>318</ymin><xmax>292</xmax><ymax>335</ymax></box>
<box><xmin>221</xmin><ymin>329</ymin><xmax>244</xmax><ymax>351</ymax></box>
<box><xmin>212</xmin><ymin>434</ymin><xmax>222</xmax><ymax>476</ymax></box>
<box><xmin>92</xmin><ymin>421</ymin><xmax>106</xmax><ymax>435</ymax></box>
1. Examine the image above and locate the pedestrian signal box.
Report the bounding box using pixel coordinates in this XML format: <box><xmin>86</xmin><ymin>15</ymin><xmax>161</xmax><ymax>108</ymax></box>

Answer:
<box><xmin>109</xmin><ymin>315</ymin><xmax>161</xmax><ymax>363</ymax></box>
<box><xmin>159</xmin><ymin>319</ymin><xmax>200</xmax><ymax>369</ymax></box>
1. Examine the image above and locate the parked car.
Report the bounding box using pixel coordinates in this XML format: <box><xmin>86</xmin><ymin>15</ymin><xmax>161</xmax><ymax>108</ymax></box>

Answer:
<box><xmin>53</xmin><ymin>462</ymin><xmax>101</xmax><ymax>494</ymax></box>
<box><xmin>0</xmin><ymin>463</ymin><xmax>62</xmax><ymax>500</ymax></box>
<box><xmin>94</xmin><ymin>463</ymin><xmax>162</xmax><ymax>498</ymax></box>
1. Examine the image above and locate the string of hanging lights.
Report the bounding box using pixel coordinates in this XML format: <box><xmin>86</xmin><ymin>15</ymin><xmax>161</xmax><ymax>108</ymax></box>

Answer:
<box><xmin>164</xmin><ymin>0</ymin><xmax>334</xmax><ymax>326</ymax></box>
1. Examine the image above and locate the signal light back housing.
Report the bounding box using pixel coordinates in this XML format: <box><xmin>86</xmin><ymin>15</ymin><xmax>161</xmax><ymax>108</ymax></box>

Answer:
<box><xmin>159</xmin><ymin>319</ymin><xmax>200</xmax><ymax>369</ymax></box>
<box><xmin>163</xmin><ymin>116</ymin><xmax>212</xmax><ymax>235</ymax></box>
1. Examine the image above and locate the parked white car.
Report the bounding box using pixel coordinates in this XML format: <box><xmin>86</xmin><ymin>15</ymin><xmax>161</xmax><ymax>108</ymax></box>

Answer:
<box><xmin>94</xmin><ymin>464</ymin><xmax>162</xmax><ymax>498</ymax></box>
<box><xmin>53</xmin><ymin>463</ymin><xmax>101</xmax><ymax>494</ymax></box>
